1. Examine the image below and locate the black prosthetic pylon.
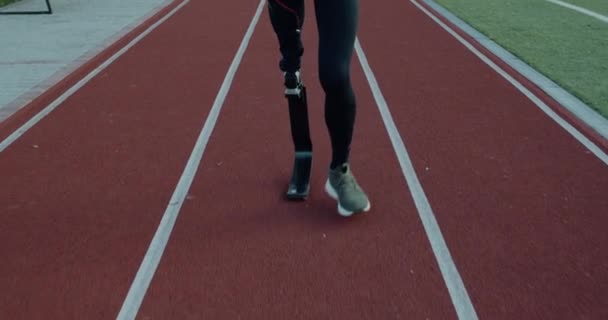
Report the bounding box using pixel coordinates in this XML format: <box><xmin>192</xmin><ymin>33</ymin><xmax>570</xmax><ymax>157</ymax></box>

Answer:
<box><xmin>285</xmin><ymin>77</ymin><xmax>313</xmax><ymax>200</ymax></box>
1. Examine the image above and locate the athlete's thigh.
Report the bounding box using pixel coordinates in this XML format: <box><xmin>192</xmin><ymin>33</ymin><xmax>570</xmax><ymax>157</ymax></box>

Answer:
<box><xmin>314</xmin><ymin>0</ymin><xmax>358</xmax><ymax>65</ymax></box>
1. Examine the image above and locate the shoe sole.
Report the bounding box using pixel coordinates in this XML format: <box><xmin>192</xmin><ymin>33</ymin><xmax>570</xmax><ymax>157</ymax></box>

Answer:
<box><xmin>324</xmin><ymin>179</ymin><xmax>371</xmax><ymax>217</ymax></box>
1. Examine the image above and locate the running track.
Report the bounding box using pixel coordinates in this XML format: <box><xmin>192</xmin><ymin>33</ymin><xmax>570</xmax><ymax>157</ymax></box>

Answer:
<box><xmin>1</xmin><ymin>0</ymin><xmax>607</xmax><ymax>319</ymax></box>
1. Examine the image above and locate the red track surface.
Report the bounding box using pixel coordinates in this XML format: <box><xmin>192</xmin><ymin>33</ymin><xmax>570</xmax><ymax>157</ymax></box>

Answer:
<box><xmin>1</xmin><ymin>0</ymin><xmax>606</xmax><ymax>319</ymax></box>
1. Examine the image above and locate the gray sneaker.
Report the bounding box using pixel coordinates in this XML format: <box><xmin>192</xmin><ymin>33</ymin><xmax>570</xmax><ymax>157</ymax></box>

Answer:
<box><xmin>324</xmin><ymin>163</ymin><xmax>371</xmax><ymax>216</ymax></box>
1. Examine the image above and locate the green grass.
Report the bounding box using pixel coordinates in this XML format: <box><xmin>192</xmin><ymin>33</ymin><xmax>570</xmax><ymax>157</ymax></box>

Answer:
<box><xmin>0</xmin><ymin>0</ymin><xmax>19</xmax><ymax>7</ymax></box>
<box><xmin>433</xmin><ymin>0</ymin><xmax>608</xmax><ymax>118</ymax></box>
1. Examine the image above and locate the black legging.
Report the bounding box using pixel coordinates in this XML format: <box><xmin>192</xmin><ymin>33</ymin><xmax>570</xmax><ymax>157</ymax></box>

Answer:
<box><xmin>268</xmin><ymin>0</ymin><xmax>359</xmax><ymax>169</ymax></box>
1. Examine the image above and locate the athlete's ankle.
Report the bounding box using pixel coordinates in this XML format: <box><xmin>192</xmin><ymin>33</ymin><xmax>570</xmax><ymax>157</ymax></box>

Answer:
<box><xmin>330</xmin><ymin>157</ymin><xmax>349</xmax><ymax>170</ymax></box>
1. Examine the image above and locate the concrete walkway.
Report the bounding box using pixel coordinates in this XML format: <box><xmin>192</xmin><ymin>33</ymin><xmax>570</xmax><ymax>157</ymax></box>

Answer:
<box><xmin>0</xmin><ymin>0</ymin><xmax>171</xmax><ymax>121</ymax></box>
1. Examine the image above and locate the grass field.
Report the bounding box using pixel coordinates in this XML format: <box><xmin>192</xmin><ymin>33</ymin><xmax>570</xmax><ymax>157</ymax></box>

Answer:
<box><xmin>0</xmin><ymin>0</ymin><xmax>19</xmax><ymax>7</ymax></box>
<box><xmin>433</xmin><ymin>0</ymin><xmax>608</xmax><ymax>118</ymax></box>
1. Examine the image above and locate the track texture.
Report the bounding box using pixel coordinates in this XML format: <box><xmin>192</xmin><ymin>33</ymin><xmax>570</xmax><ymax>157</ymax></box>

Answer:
<box><xmin>0</xmin><ymin>0</ymin><xmax>606</xmax><ymax>319</ymax></box>
<box><xmin>0</xmin><ymin>1</ymin><xmax>256</xmax><ymax>318</ymax></box>
<box><xmin>357</xmin><ymin>0</ymin><xmax>608</xmax><ymax>319</ymax></box>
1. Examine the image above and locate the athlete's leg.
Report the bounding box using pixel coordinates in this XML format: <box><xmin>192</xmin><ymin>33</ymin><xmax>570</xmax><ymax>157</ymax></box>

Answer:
<box><xmin>267</xmin><ymin>0</ymin><xmax>305</xmax><ymax>73</ymax></box>
<box><xmin>314</xmin><ymin>0</ymin><xmax>358</xmax><ymax>169</ymax></box>
<box><xmin>315</xmin><ymin>0</ymin><xmax>369</xmax><ymax>216</ymax></box>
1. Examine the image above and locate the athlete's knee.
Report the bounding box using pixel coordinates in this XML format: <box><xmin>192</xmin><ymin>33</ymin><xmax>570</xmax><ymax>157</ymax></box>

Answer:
<box><xmin>318</xmin><ymin>61</ymin><xmax>350</xmax><ymax>94</ymax></box>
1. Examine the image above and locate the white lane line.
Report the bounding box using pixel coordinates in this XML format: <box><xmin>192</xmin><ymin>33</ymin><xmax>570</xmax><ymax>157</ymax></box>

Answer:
<box><xmin>114</xmin><ymin>0</ymin><xmax>266</xmax><ymax>319</ymax></box>
<box><xmin>546</xmin><ymin>0</ymin><xmax>608</xmax><ymax>23</ymax></box>
<box><xmin>411</xmin><ymin>0</ymin><xmax>608</xmax><ymax>166</ymax></box>
<box><xmin>355</xmin><ymin>38</ymin><xmax>479</xmax><ymax>320</ymax></box>
<box><xmin>0</xmin><ymin>0</ymin><xmax>190</xmax><ymax>153</ymax></box>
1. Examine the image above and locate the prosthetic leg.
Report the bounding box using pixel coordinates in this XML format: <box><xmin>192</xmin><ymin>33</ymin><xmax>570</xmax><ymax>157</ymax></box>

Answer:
<box><xmin>284</xmin><ymin>71</ymin><xmax>313</xmax><ymax>200</ymax></box>
<box><xmin>266</xmin><ymin>1</ymin><xmax>310</xmax><ymax>199</ymax></box>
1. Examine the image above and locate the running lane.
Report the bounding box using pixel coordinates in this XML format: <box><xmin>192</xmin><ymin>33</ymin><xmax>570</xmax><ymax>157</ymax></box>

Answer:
<box><xmin>357</xmin><ymin>0</ymin><xmax>608</xmax><ymax>319</ymax></box>
<box><xmin>135</xmin><ymin>2</ymin><xmax>458</xmax><ymax>319</ymax></box>
<box><xmin>0</xmin><ymin>1</ymin><xmax>258</xmax><ymax>318</ymax></box>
